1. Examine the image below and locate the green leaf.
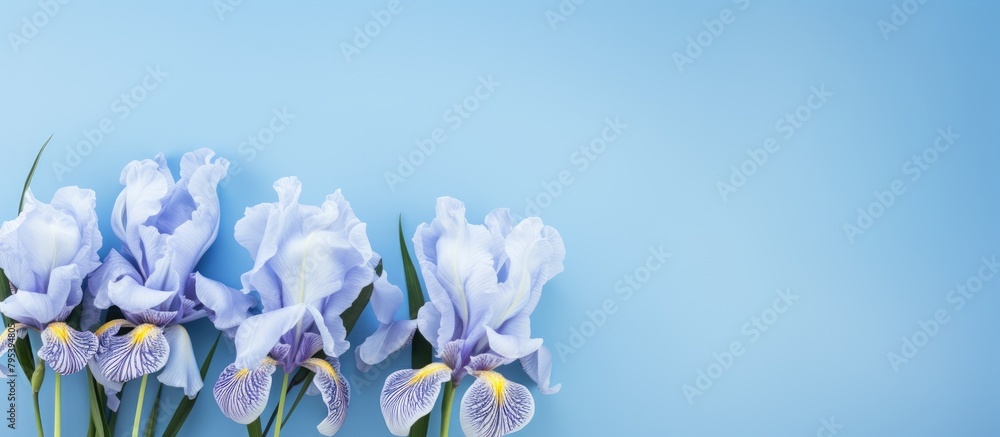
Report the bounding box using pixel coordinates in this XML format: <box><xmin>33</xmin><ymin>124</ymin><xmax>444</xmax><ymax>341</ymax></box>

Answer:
<box><xmin>399</xmin><ymin>217</ymin><xmax>434</xmax><ymax>437</ymax></box>
<box><xmin>145</xmin><ymin>384</ymin><xmax>163</xmax><ymax>437</ymax></box>
<box><xmin>262</xmin><ymin>260</ymin><xmax>382</xmax><ymax>435</ymax></box>
<box><xmin>87</xmin><ymin>369</ymin><xmax>109</xmax><ymax>437</ymax></box>
<box><xmin>400</xmin><ymin>216</ymin><xmax>433</xmax><ymax>437</ymax></box>
<box><xmin>19</xmin><ymin>133</ymin><xmax>52</xmax><ymax>213</ymax></box>
<box><xmin>246</xmin><ymin>419</ymin><xmax>262</xmax><ymax>437</ymax></box>
<box><xmin>160</xmin><ymin>332</ymin><xmax>222</xmax><ymax>437</ymax></box>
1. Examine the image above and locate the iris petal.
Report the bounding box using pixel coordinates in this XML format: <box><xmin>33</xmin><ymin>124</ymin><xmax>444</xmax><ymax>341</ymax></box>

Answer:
<box><xmin>38</xmin><ymin>322</ymin><xmax>98</xmax><ymax>375</ymax></box>
<box><xmin>355</xmin><ymin>319</ymin><xmax>417</xmax><ymax>371</ymax></box>
<box><xmin>96</xmin><ymin>323</ymin><xmax>170</xmax><ymax>383</ymax></box>
<box><xmin>302</xmin><ymin>357</ymin><xmax>351</xmax><ymax>436</ymax></box>
<box><xmin>484</xmin><ymin>326</ymin><xmax>542</xmax><ymax>360</ymax></box>
<box><xmin>157</xmin><ymin>325</ymin><xmax>203</xmax><ymax>398</ymax></box>
<box><xmin>380</xmin><ymin>363</ymin><xmax>452</xmax><ymax>436</ymax></box>
<box><xmin>520</xmin><ymin>345</ymin><xmax>560</xmax><ymax>395</ymax></box>
<box><xmin>213</xmin><ymin>360</ymin><xmax>276</xmax><ymax>424</ymax></box>
<box><xmin>459</xmin><ymin>371</ymin><xmax>535</xmax><ymax>437</ymax></box>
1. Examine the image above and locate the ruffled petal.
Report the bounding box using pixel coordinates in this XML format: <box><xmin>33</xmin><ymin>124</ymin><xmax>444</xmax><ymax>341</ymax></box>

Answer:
<box><xmin>491</xmin><ymin>217</ymin><xmax>565</xmax><ymax>325</ymax></box>
<box><xmin>38</xmin><ymin>322</ymin><xmax>98</xmax><ymax>375</ymax></box>
<box><xmin>413</xmin><ymin>197</ymin><xmax>500</xmax><ymax>349</ymax></box>
<box><xmin>49</xmin><ymin>186</ymin><xmax>103</xmax><ymax>275</ymax></box>
<box><xmin>213</xmin><ymin>360</ymin><xmax>276</xmax><ymax>424</ymax></box>
<box><xmin>520</xmin><ymin>345</ymin><xmax>560</xmax><ymax>395</ymax></box>
<box><xmin>193</xmin><ymin>273</ymin><xmax>257</xmax><ymax>331</ymax></box>
<box><xmin>484</xmin><ymin>326</ymin><xmax>542</xmax><ymax>361</ymax></box>
<box><xmin>157</xmin><ymin>325</ymin><xmax>203</xmax><ymax>398</ymax></box>
<box><xmin>302</xmin><ymin>357</ymin><xmax>351</xmax><ymax>436</ymax></box>
<box><xmin>380</xmin><ymin>363</ymin><xmax>452</xmax><ymax>436</ymax></box>
<box><xmin>107</xmin><ymin>275</ymin><xmax>176</xmax><ymax>314</ymax></box>
<box><xmin>87</xmin><ymin>249</ymin><xmax>141</xmax><ymax>310</ymax></box>
<box><xmin>160</xmin><ymin>149</ymin><xmax>228</xmax><ymax>280</ymax></box>
<box><xmin>460</xmin><ymin>371</ymin><xmax>535</xmax><ymax>437</ymax></box>
<box><xmin>356</xmin><ymin>319</ymin><xmax>417</xmax><ymax>371</ymax></box>
<box><xmin>465</xmin><ymin>353</ymin><xmax>509</xmax><ymax>373</ymax></box>
<box><xmin>96</xmin><ymin>323</ymin><xmax>170</xmax><ymax>383</ymax></box>
<box><xmin>111</xmin><ymin>159</ymin><xmax>171</xmax><ymax>270</ymax></box>
<box><xmin>234</xmin><ymin>305</ymin><xmax>306</xmax><ymax>369</ymax></box>
<box><xmin>370</xmin><ymin>269</ymin><xmax>403</xmax><ymax>325</ymax></box>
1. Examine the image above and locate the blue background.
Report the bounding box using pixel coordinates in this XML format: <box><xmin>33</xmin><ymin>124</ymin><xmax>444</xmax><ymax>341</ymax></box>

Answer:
<box><xmin>2</xmin><ymin>1</ymin><xmax>998</xmax><ymax>435</ymax></box>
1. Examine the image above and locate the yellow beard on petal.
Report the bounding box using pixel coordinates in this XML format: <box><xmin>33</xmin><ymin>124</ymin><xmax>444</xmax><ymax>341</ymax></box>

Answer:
<box><xmin>130</xmin><ymin>324</ymin><xmax>159</xmax><ymax>345</ymax></box>
<box><xmin>408</xmin><ymin>363</ymin><xmax>451</xmax><ymax>385</ymax></box>
<box><xmin>479</xmin><ymin>371</ymin><xmax>507</xmax><ymax>404</ymax></box>
<box><xmin>47</xmin><ymin>322</ymin><xmax>71</xmax><ymax>343</ymax></box>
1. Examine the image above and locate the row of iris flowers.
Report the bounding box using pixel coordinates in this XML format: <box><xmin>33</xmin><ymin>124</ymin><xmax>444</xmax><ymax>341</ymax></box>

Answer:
<box><xmin>0</xmin><ymin>145</ymin><xmax>564</xmax><ymax>437</ymax></box>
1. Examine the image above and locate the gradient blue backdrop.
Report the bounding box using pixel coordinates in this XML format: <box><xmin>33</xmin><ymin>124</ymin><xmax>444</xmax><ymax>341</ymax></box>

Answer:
<box><xmin>2</xmin><ymin>1</ymin><xmax>998</xmax><ymax>436</ymax></box>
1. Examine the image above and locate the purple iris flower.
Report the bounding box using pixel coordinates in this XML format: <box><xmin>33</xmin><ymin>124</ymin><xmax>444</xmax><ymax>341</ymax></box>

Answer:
<box><xmin>0</xmin><ymin>187</ymin><xmax>102</xmax><ymax>375</ymax></box>
<box><xmin>87</xmin><ymin>149</ymin><xmax>256</xmax><ymax>409</ymax></box>
<box><xmin>360</xmin><ymin>197</ymin><xmax>564</xmax><ymax>437</ymax></box>
<box><xmin>213</xmin><ymin>177</ymin><xmax>396</xmax><ymax>436</ymax></box>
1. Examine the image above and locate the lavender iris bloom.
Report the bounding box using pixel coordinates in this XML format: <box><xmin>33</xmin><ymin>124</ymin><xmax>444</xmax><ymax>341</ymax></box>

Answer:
<box><xmin>213</xmin><ymin>177</ymin><xmax>395</xmax><ymax>436</ymax></box>
<box><xmin>0</xmin><ymin>187</ymin><xmax>102</xmax><ymax>375</ymax></box>
<box><xmin>87</xmin><ymin>150</ymin><xmax>256</xmax><ymax>409</ymax></box>
<box><xmin>362</xmin><ymin>197</ymin><xmax>564</xmax><ymax>437</ymax></box>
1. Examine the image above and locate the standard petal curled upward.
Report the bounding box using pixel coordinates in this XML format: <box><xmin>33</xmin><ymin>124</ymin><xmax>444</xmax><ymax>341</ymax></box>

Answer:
<box><xmin>380</xmin><ymin>363</ymin><xmax>453</xmax><ymax>436</ymax></box>
<box><xmin>460</xmin><ymin>371</ymin><xmax>535</xmax><ymax>437</ymax></box>
<box><xmin>38</xmin><ymin>322</ymin><xmax>98</xmax><ymax>375</ymax></box>
<box><xmin>213</xmin><ymin>360</ymin><xmax>277</xmax><ymax>424</ymax></box>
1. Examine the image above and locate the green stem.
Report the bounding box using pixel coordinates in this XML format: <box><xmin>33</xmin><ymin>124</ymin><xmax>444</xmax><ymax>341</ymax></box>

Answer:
<box><xmin>53</xmin><ymin>373</ymin><xmax>60</xmax><ymax>437</ymax></box>
<box><xmin>132</xmin><ymin>374</ymin><xmax>148</xmax><ymax>437</ymax></box>
<box><xmin>273</xmin><ymin>373</ymin><xmax>290</xmax><ymax>437</ymax></box>
<box><xmin>440</xmin><ymin>382</ymin><xmax>456</xmax><ymax>437</ymax></box>
<box><xmin>33</xmin><ymin>390</ymin><xmax>44</xmax><ymax>437</ymax></box>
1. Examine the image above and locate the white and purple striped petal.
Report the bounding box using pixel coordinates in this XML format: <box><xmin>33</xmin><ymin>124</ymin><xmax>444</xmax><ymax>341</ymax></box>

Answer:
<box><xmin>96</xmin><ymin>323</ymin><xmax>170</xmax><ymax>383</ymax></box>
<box><xmin>380</xmin><ymin>363</ymin><xmax>452</xmax><ymax>436</ymax></box>
<box><xmin>459</xmin><ymin>371</ymin><xmax>535</xmax><ymax>437</ymax></box>
<box><xmin>37</xmin><ymin>322</ymin><xmax>98</xmax><ymax>375</ymax></box>
<box><xmin>301</xmin><ymin>357</ymin><xmax>350</xmax><ymax>436</ymax></box>
<box><xmin>213</xmin><ymin>359</ymin><xmax>277</xmax><ymax>424</ymax></box>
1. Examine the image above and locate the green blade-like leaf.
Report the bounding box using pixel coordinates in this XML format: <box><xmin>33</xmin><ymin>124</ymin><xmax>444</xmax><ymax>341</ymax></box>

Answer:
<box><xmin>87</xmin><ymin>370</ymin><xmax>109</xmax><ymax>437</ymax></box>
<box><xmin>246</xmin><ymin>419</ymin><xmax>262</xmax><ymax>437</ymax></box>
<box><xmin>400</xmin><ymin>216</ymin><xmax>433</xmax><ymax>437</ymax></box>
<box><xmin>160</xmin><ymin>332</ymin><xmax>222</xmax><ymax>437</ymax></box>
<box><xmin>145</xmin><ymin>384</ymin><xmax>163</xmax><ymax>437</ymax></box>
<box><xmin>19</xmin><ymin>133</ymin><xmax>52</xmax><ymax>213</ymax></box>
